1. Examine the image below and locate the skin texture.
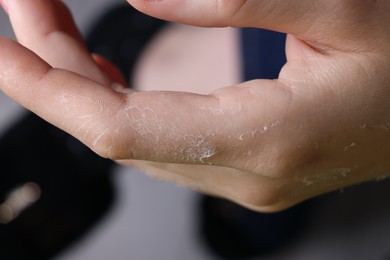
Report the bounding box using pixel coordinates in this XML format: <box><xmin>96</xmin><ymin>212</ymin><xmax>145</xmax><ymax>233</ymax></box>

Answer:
<box><xmin>0</xmin><ymin>0</ymin><xmax>390</xmax><ymax>212</ymax></box>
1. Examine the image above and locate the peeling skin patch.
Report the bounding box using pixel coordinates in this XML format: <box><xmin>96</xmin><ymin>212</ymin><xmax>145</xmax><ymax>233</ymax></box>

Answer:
<box><xmin>372</xmin><ymin>123</ymin><xmax>390</xmax><ymax>131</ymax></box>
<box><xmin>123</xmin><ymin>104</ymin><xmax>164</xmax><ymax>144</ymax></box>
<box><xmin>199</xmin><ymin>105</ymin><xmax>225</xmax><ymax>116</ymax></box>
<box><xmin>59</xmin><ymin>92</ymin><xmax>100</xmax><ymax>113</ymax></box>
<box><xmin>198</xmin><ymin>99</ymin><xmax>242</xmax><ymax>116</ymax></box>
<box><xmin>356</xmin><ymin>122</ymin><xmax>390</xmax><ymax>131</ymax></box>
<box><xmin>112</xmin><ymin>89</ymin><xmax>220</xmax><ymax>163</ymax></box>
<box><xmin>238</xmin><ymin>120</ymin><xmax>280</xmax><ymax>141</ymax></box>
<box><xmin>199</xmin><ymin>147</ymin><xmax>217</xmax><ymax>163</ymax></box>
<box><xmin>301</xmin><ymin>168</ymin><xmax>351</xmax><ymax>186</ymax></box>
<box><xmin>360</xmin><ymin>122</ymin><xmax>390</xmax><ymax>131</ymax></box>
<box><xmin>179</xmin><ymin>134</ymin><xmax>217</xmax><ymax>163</ymax></box>
<box><xmin>344</xmin><ymin>142</ymin><xmax>356</xmax><ymax>151</ymax></box>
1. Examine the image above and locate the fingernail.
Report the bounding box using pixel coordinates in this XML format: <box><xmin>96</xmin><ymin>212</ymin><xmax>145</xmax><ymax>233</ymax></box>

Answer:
<box><xmin>0</xmin><ymin>0</ymin><xmax>8</xmax><ymax>13</ymax></box>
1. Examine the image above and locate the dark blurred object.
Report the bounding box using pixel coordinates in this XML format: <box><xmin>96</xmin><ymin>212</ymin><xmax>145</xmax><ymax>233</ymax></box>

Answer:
<box><xmin>240</xmin><ymin>28</ymin><xmax>287</xmax><ymax>80</ymax></box>
<box><xmin>198</xmin><ymin>196</ymin><xmax>312</xmax><ymax>259</ymax></box>
<box><xmin>0</xmin><ymin>112</ymin><xmax>116</xmax><ymax>260</ymax></box>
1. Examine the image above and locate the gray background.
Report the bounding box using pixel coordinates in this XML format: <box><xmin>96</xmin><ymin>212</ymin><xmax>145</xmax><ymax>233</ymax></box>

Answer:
<box><xmin>1</xmin><ymin>1</ymin><xmax>390</xmax><ymax>259</ymax></box>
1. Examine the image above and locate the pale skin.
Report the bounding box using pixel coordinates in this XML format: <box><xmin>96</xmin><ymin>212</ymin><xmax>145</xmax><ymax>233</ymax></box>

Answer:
<box><xmin>0</xmin><ymin>0</ymin><xmax>390</xmax><ymax>212</ymax></box>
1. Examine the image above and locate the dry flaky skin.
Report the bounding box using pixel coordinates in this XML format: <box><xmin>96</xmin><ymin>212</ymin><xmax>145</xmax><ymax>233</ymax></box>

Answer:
<box><xmin>1</xmin><ymin>0</ymin><xmax>390</xmax><ymax>212</ymax></box>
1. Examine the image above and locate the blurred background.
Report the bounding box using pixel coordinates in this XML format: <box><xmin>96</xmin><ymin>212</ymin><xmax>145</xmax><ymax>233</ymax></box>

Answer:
<box><xmin>1</xmin><ymin>1</ymin><xmax>390</xmax><ymax>260</ymax></box>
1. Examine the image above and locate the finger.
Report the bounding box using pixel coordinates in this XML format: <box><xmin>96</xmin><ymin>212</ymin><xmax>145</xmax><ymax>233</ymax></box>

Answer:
<box><xmin>10</xmin><ymin>0</ymin><xmax>84</xmax><ymax>45</ymax></box>
<box><xmin>0</xmin><ymin>37</ymin><xmax>123</xmax><ymax>147</ymax></box>
<box><xmin>0</xmin><ymin>37</ymin><xmax>294</xmax><ymax>170</ymax></box>
<box><xmin>128</xmin><ymin>0</ymin><xmax>382</xmax><ymax>50</ymax></box>
<box><xmin>7</xmin><ymin>0</ymin><xmax>108</xmax><ymax>84</ymax></box>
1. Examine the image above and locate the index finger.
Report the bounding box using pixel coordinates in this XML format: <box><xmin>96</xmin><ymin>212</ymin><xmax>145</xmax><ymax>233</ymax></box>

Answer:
<box><xmin>0</xmin><ymin>38</ymin><xmax>292</xmax><ymax>169</ymax></box>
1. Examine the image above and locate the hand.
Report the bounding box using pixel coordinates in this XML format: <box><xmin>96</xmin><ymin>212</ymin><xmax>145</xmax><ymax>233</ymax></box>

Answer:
<box><xmin>1</xmin><ymin>0</ymin><xmax>390</xmax><ymax>212</ymax></box>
